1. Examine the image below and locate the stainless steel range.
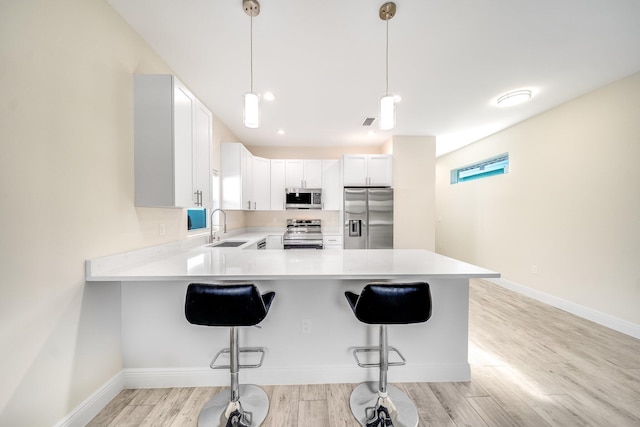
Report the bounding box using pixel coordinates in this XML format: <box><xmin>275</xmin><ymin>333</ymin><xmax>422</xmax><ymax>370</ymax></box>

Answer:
<box><xmin>283</xmin><ymin>219</ymin><xmax>323</xmax><ymax>249</ymax></box>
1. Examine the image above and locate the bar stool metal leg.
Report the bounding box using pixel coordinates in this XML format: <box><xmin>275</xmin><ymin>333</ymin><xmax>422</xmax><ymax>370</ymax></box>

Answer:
<box><xmin>349</xmin><ymin>326</ymin><xmax>419</xmax><ymax>427</ymax></box>
<box><xmin>198</xmin><ymin>327</ymin><xmax>269</xmax><ymax>427</ymax></box>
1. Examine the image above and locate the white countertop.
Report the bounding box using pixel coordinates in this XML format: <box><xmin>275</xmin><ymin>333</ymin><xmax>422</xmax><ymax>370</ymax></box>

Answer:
<box><xmin>86</xmin><ymin>232</ymin><xmax>499</xmax><ymax>282</ymax></box>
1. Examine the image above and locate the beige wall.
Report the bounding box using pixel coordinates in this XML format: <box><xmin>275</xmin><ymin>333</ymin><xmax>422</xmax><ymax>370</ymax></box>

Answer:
<box><xmin>0</xmin><ymin>0</ymin><xmax>239</xmax><ymax>424</ymax></box>
<box><xmin>390</xmin><ymin>136</ymin><xmax>436</xmax><ymax>250</ymax></box>
<box><xmin>436</xmin><ymin>72</ymin><xmax>640</xmax><ymax>326</ymax></box>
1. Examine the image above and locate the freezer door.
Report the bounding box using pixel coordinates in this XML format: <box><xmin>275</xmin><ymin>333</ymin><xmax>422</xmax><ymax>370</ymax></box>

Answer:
<box><xmin>343</xmin><ymin>188</ymin><xmax>367</xmax><ymax>249</ymax></box>
<box><xmin>367</xmin><ymin>188</ymin><xmax>393</xmax><ymax>249</ymax></box>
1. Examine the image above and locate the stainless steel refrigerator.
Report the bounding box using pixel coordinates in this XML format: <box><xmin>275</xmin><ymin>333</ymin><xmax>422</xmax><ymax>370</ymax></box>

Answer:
<box><xmin>343</xmin><ymin>187</ymin><xmax>393</xmax><ymax>249</ymax></box>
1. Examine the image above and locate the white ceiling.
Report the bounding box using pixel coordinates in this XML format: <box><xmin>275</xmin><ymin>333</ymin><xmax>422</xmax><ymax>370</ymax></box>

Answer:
<box><xmin>106</xmin><ymin>0</ymin><xmax>640</xmax><ymax>157</ymax></box>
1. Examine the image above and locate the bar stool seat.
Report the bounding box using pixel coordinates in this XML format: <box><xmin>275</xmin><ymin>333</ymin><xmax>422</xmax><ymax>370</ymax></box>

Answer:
<box><xmin>345</xmin><ymin>282</ymin><xmax>432</xmax><ymax>427</ymax></box>
<box><xmin>185</xmin><ymin>283</ymin><xmax>275</xmax><ymax>427</ymax></box>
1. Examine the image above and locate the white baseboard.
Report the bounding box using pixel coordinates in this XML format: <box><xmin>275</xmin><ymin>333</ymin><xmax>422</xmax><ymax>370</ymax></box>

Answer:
<box><xmin>487</xmin><ymin>278</ymin><xmax>640</xmax><ymax>339</ymax></box>
<box><xmin>123</xmin><ymin>363</ymin><xmax>471</xmax><ymax>389</ymax></box>
<box><xmin>53</xmin><ymin>372</ymin><xmax>124</xmax><ymax>427</ymax></box>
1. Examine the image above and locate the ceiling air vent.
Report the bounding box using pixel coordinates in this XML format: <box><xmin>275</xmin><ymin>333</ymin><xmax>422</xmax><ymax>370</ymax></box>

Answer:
<box><xmin>362</xmin><ymin>117</ymin><xmax>376</xmax><ymax>127</ymax></box>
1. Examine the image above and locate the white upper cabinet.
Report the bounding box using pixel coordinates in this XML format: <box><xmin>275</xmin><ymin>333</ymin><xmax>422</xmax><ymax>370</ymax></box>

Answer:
<box><xmin>322</xmin><ymin>159</ymin><xmax>341</xmax><ymax>210</ymax></box>
<box><xmin>343</xmin><ymin>154</ymin><xmax>392</xmax><ymax>187</ymax></box>
<box><xmin>252</xmin><ymin>156</ymin><xmax>270</xmax><ymax>210</ymax></box>
<box><xmin>270</xmin><ymin>159</ymin><xmax>286</xmax><ymax>210</ymax></box>
<box><xmin>193</xmin><ymin>103</ymin><xmax>212</xmax><ymax>208</ymax></box>
<box><xmin>221</xmin><ymin>143</ymin><xmax>271</xmax><ymax>210</ymax></box>
<box><xmin>134</xmin><ymin>74</ymin><xmax>211</xmax><ymax>208</ymax></box>
<box><xmin>285</xmin><ymin>159</ymin><xmax>322</xmax><ymax>188</ymax></box>
<box><xmin>221</xmin><ymin>142</ymin><xmax>253</xmax><ymax>210</ymax></box>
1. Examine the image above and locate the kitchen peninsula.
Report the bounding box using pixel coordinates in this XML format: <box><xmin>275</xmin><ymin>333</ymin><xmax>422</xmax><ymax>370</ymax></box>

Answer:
<box><xmin>86</xmin><ymin>236</ymin><xmax>499</xmax><ymax>388</ymax></box>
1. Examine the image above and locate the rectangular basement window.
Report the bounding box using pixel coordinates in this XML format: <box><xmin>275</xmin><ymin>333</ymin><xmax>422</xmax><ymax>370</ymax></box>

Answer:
<box><xmin>451</xmin><ymin>153</ymin><xmax>509</xmax><ymax>184</ymax></box>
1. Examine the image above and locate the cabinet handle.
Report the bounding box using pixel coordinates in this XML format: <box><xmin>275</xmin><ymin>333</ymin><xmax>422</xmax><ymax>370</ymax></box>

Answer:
<box><xmin>253</xmin><ymin>201</ymin><xmax>256</xmax><ymax>210</ymax></box>
<box><xmin>247</xmin><ymin>201</ymin><xmax>251</xmax><ymax>210</ymax></box>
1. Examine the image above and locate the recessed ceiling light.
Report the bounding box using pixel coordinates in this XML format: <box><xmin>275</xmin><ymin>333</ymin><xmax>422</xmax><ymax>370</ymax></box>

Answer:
<box><xmin>263</xmin><ymin>92</ymin><xmax>275</xmax><ymax>101</ymax></box>
<box><xmin>495</xmin><ymin>89</ymin><xmax>532</xmax><ymax>107</ymax></box>
<box><xmin>277</xmin><ymin>129</ymin><xmax>285</xmax><ymax>135</ymax></box>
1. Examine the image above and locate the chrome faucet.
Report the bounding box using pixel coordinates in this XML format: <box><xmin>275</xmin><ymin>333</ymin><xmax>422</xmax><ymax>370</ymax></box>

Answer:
<box><xmin>209</xmin><ymin>208</ymin><xmax>227</xmax><ymax>243</ymax></box>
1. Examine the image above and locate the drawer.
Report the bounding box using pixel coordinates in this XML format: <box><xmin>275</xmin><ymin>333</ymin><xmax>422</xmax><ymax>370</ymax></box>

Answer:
<box><xmin>323</xmin><ymin>235</ymin><xmax>342</xmax><ymax>246</ymax></box>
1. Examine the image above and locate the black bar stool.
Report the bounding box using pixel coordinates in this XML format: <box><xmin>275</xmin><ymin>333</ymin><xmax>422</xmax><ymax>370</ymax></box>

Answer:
<box><xmin>345</xmin><ymin>282</ymin><xmax>432</xmax><ymax>427</ymax></box>
<box><xmin>185</xmin><ymin>283</ymin><xmax>275</xmax><ymax>427</ymax></box>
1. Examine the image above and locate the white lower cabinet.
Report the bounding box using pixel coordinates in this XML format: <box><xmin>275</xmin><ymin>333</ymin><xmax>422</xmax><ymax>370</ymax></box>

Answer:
<box><xmin>323</xmin><ymin>235</ymin><xmax>343</xmax><ymax>249</ymax></box>
<box><xmin>267</xmin><ymin>235</ymin><xmax>284</xmax><ymax>249</ymax></box>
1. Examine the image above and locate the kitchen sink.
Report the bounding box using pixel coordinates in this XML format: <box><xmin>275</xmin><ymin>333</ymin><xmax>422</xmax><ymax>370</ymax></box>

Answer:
<box><xmin>207</xmin><ymin>241</ymin><xmax>248</xmax><ymax>248</ymax></box>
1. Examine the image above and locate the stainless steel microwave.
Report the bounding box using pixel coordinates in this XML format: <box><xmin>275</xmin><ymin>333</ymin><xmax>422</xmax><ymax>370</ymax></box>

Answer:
<box><xmin>285</xmin><ymin>188</ymin><xmax>322</xmax><ymax>209</ymax></box>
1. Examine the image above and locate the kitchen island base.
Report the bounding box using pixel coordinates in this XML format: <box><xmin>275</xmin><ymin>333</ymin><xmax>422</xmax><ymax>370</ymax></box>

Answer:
<box><xmin>121</xmin><ymin>278</ymin><xmax>471</xmax><ymax>388</ymax></box>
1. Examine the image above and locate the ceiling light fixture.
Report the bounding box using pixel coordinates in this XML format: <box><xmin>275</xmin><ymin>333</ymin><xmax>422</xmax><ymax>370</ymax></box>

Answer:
<box><xmin>263</xmin><ymin>91</ymin><xmax>275</xmax><ymax>101</ymax></box>
<box><xmin>243</xmin><ymin>0</ymin><xmax>260</xmax><ymax>128</ymax></box>
<box><xmin>496</xmin><ymin>89</ymin><xmax>532</xmax><ymax>108</ymax></box>
<box><xmin>379</xmin><ymin>2</ymin><xmax>397</xmax><ymax>131</ymax></box>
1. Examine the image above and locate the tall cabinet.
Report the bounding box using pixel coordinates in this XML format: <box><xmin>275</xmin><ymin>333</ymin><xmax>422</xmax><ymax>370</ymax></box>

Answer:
<box><xmin>134</xmin><ymin>74</ymin><xmax>211</xmax><ymax>208</ymax></box>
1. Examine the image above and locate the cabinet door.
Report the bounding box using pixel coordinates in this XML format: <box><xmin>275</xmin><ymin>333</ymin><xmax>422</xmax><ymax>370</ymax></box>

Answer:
<box><xmin>368</xmin><ymin>155</ymin><xmax>393</xmax><ymax>186</ymax></box>
<box><xmin>270</xmin><ymin>159</ymin><xmax>286</xmax><ymax>210</ymax></box>
<box><xmin>303</xmin><ymin>160</ymin><xmax>323</xmax><ymax>188</ymax></box>
<box><xmin>323</xmin><ymin>235</ymin><xmax>343</xmax><ymax>249</ymax></box>
<box><xmin>241</xmin><ymin>147</ymin><xmax>253</xmax><ymax>210</ymax></box>
<box><xmin>322</xmin><ymin>159</ymin><xmax>341</xmax><ymax>210</ymax></box>
<box><xmin>285</xmin><ymin>160</ymin><xmax>304</xmax><ymax>188</ymax></box>
<box><xmin>343</xmin><ymin>154</ymin><xmax>368</xmax><ymax>186</ymax></box>
<box><xmin>266</xmin><ymin>235</ymin><xmax>284</xmax><ymax>249</ymax></box>
<box><xmin>172</xmin><ymin>80</ymin><xmax>195</xmax><ymax>207</ymax></box>
<box><xmin>193</xmin><ymin>102</ymin><xmax>212</xmax><ymax>208</ymax></box>
<box><xmin>221</xmin><ymin>142</ymin><xmax>243</xmax><ymax>210</ymax></box>
<box><xmin>252</xmin><ymin>156</ymin><xmax>270</xmax><ymax>210</ymax></box>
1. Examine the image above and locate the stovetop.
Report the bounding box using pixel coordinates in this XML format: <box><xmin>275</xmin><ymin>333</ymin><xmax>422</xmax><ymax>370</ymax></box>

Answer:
<box><xmin>285</xmin><ymin>219</ymin><xmax>322</xmax><ymax>235</ymax></box>
<box><xmin>283</xmin><ymin>219</ymin><xmax>323</xmax><ymax>249</ymax></box>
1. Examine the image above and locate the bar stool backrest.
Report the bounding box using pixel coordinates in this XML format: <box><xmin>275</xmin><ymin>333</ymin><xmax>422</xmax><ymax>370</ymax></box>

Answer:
<box><xmin>348</xmin><ymin>282</ymin><xmax>432</xmax><ymax>325</ymax></box>
<box><xmin>185</xmin><ymin>283</ymin><xmax>275</xmax><ymax>327</ymax></box>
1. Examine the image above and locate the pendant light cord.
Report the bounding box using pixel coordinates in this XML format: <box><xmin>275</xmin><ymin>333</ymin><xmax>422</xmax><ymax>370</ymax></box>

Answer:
<box><xmin>250</xmin><ymin>13</ymin><xmax>254</xmax><ymax>93</ymax></box>
<box><xmin>385</xmin><ymin>15</ymin><xmax>389</xmax><ymax>96</ymax></box>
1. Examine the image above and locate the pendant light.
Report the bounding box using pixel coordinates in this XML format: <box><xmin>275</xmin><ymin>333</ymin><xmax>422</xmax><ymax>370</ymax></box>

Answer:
<box><xmin>243</xmin><ymin>0</ymin><xmax>260</xmax><ymax>128</ymax></box>
<box><xmin>379</xmin><ymin>2</ymin><xmax>397</xmax><ymax>130</ymax></box>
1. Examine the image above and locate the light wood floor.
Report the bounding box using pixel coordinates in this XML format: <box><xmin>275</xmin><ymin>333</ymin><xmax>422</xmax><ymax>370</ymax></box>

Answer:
<box><xmin>88</xmin><ymin>279</ymin><xmax>640</xmax><ymax>426</ymax></box>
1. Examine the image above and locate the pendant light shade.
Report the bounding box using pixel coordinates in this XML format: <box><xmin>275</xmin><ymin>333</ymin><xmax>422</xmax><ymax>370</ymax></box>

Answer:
<box><xmin>244</xmin><ymin>93</ymin><xmax>259</xmax><ymax>128</ymax></box>
<box><xmin>379</xmin><ymin>2</ymin><xmax>397</xmax><ymax>130</ymax></box>
<box><xmin>379</xmin><ymin>94</ymin><xmax>395</xmax><ymax>130</ymax></box>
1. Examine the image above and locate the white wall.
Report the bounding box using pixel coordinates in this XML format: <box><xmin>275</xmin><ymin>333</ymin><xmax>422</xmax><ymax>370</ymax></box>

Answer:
<box><xmin>436</xmin><ymin>72</ymin><xmax>640</xmax><ymax>327</ymax></box>
<box><xmin>0</xmin><ymin>0</ymin><xmax>236</xmax><ymax>424</ymax></box>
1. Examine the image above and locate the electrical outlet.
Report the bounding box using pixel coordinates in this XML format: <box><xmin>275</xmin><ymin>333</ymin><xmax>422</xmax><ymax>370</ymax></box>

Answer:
<box><xmin>159</xmin><ymin>223</ymin><xmax>166</xmax><ymax>236</ymax></box>
<box><xmin>301</xmin><ymin>319</ymin><xmax>311</xmax><ymax>334</ymax></box>
<box><xmin>531</xmin><ymin>264</ymin><xmax>539</xmax><ymax>275</ymax></box>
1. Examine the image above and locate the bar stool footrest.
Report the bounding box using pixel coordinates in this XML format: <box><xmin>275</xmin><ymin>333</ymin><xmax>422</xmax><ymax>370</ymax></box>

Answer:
<box><xmin>209</xmin><ymin>347</ymin><xmax>266</xmax><ymax>369</ymax></box>
<box><xmin>352</xmin><ymin>346</ymin><xmax>407</xmax><ymax>368</ymax></box>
